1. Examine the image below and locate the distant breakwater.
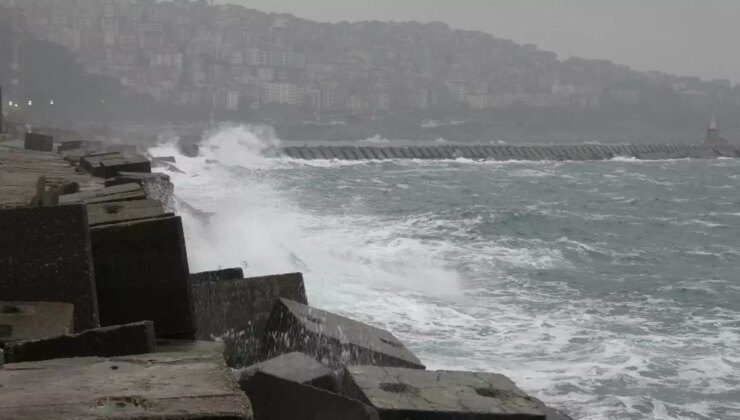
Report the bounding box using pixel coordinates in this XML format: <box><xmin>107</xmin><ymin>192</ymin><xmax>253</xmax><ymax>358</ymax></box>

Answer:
<box><xmin>281</xmin><ymin>143</ymin><xmax>740</xmax><ymax>161</ymax></box>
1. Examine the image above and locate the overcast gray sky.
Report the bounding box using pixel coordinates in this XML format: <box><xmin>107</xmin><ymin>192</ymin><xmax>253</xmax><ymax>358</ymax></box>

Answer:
<box><xmin>217</xmin><ymin>0</ymin><xmax>740</xmax><ymax>83</ymax></box>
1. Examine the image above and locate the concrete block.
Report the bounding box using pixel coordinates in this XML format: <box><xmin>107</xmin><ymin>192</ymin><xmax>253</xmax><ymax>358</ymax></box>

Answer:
<box><xmin>297</xmin><ymin>147</ymin><xmax>314</xmax><ymax>160</ymax></box>
<box><xmin>237</xmin><ymin>352</ymin><xmax>338</xmax><ymax>392</ymax></box>
<box><xmin>191</xmin><ymin>267</ymin><xmax>244</xmax><ymax>283</ymax></box>
<box><xmin>91</xmin><ymin>216</ymin><xmax>194</xmax><ymax>337</ymax></box>
<box><xmin>341</xmin><ymin>147</ymin><xmax>359</xmax><ymax>160</ymax></box>
<box><xmin>343</xmin><ymin>365</ymin><xmax>545</xmax><ymax>420</ymax></box>
<box><xmin>24</xmin><ymin>133</ymin><xmax>53</xmax><ymax>152</ymax></box>
<box><xmin>406</xmin><ymin>147</ymin><xmax>423</xmax><ymax>159</ymax></box>
<box><xmin>369</xmin><ymin>148</ymin><xmax>386</xmax><ymax>160</ymax></box>
<box><xmin>432</xmin><ymin>146</ymin><xmax>451</xmax><ymax>159</ymax></box>
<box><xmin>59</xmin><ymin>183</ymin><xmax>146</xmax><ymax>205</ymax></box>
<box><xmin>80</xmin><ymin>152</ymin><xmax>122</xmax><ymax>174</ymax></box>
<box><xmin>357</xmin><ymin>147</ymin><xmax>374</xmax><ymax>160</ymax></box>
<box><xmin>98</xmin><ymin>155</ymin><xmax>151</xmax><ymax>178</ymax></box>
<box><xmin>263</xmin><ymin>298</ymin><xmax>424</xmax><ymax>369</ymax></box>
<box><xmin>104</xmin><ymin>171</ymin><xmax>171</xmax><ymax>187</ymax></box>
<box><xmin>0</xmin><ymin>352</ymin><xmax>253</xmax><ymax>419</ymax></box>
<box><xmin>57</xmin><ymin>140</ymin><xmax>103</xmax><ymax>152</ymax></box>
<box><xmin>0</xmin><ymin>302</ymin><xmax>74</xmax><ymax>345</ymax></box>
<box><xmin>318</xmin><ymin>147</ymin><xmax>332</xmax><ymax>159</ymax></box>
<box><xmin>243</xmin><ymin>371</ymin><xmax>379</xmax><ymax>420</ymax></box>
<box><xmin>0</xmin><ymin>205</ymin><xmax>99</xmax><ymax>331</ymax></box>
<box><xmin>3</xmin><ymin>321</ymin><xmax>156</xmax><ymax>363</ymax></box>
<box><xmin>284</xmin><ymin>147</ymin><xmax>301</xmax><ymax>159</ymax></box>
<box><xmin>377</xmin><ymin>148</ymin><xmax>394</xmax><ymax>159</ymax></box>
<box><xmin>470</xmin><ymin>146</ymin><xmax>487</xmax><ymax>159</ymax></box>
<box><xmin>191</xmin><ymin>273</ymin><xmax>307</xmax><ymax>366</ymax></box>
<box><xmin>86</xmin><ymin>199</ymin><xmax>170</xmax><ymax>227</ymax></box>
<box><xmin>326</xmin><ymin>146</ymin><xmax>343</xmax><ymax>159</ymax></box>
<box><xmin>396</xmin><ymin>147</ymin><xmax>412</xmax><ymax>159</ymax></box>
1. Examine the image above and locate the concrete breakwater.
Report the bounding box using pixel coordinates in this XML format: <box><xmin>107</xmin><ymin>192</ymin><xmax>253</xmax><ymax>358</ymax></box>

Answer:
<box><xmin>0</xmin><ymin>133</ymin><xmax>573</xmax><ymax>419</ymax></box>
<box><xmin>282</xmin><ymin>143</ymin><xmax>740</xmax><ymax>161</ymax></box>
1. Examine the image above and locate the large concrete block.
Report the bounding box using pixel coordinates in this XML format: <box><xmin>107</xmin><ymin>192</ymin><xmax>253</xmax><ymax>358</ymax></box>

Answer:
<box><xmin>326</xmin><ymin>146</ymin><xmax>344</xmax><ymax>159</ymax></box>
<box><xmin>191</xmin><ymin>273</ymin><xmax>307</xmax><ymax>366</ymax></box>
<box><xmin>104</xmin><ymin>172</ymin><xmax>174</xmax><ymax>203</ymax></box>
<box><xmin>316</xmin><ymin>146</ymin><xmax>333</xmax><ymax>160</ymax></box>
<box><xmin>59</xmin><ymin>182</ymin><xmax>146</xmax><ymax>205</ymax></box>
<box><xmin>0</xmin><ymin>302</ymin><xmax>74</xmax><ymax>345</ymax></box>
<box><xmin>24</xmin><ymin>133</ymin><xmax>53</xmax><ymax>152</ymax></box>
<box><xmin>341</xmin><ymin>147</ymin><xmax>360</xmax><ymax>160</ymax></box>
<box><xmin>263</xmin><ymin>298</ymin><xmax>424</xmax><ymax>369</ymax></box>
<box><xmin>284</xmin><ymin>146</ymin><xmax>301</xmax><ymax>159</ymax></box>
<box><xmin>104</xmin><ymin>171</ymin><xmax>171</xmax><ymax>187</ymax></box>
<box><xmin>0</xmin><ymin>352</ymin><xmax>253</xmax><ymax>419</ymax></box>
<box><xmin>91</xmin><ymin>216</ymin><xmax>194</xmax><ymax>336</ymax></box>
<box><xmin>357</xmin><ymin>147</ymin><xmax>374</xmax><ymax>160</ymax></box>
<box><xmin>3</xmin><ymin>321</ymin><xmax>156</xmax><ymax>363</ymax></box>
<box><xmin>243</xmin><ymin>371</ymin><xmax>379</xmax><ymax>420</ymax></box>
<box><xmin>237</xmin><ymin>352</ymin><xmax>338</xmax><ymax>392</ymax></box>
<box><xmin>0</xmin><ymin>205</ymin><xmax>99</xmax><ymax>331</ymax></box>
<box><xmin>191</xmin><ymin>267</ymin><xmax>245</xmax><ymax>283</ymax></box>
<box><xmin>80</xmin><ymin>152</ymin><xmax>121</xmax><ymax>174</ymax></box>
<box><xmin>57</xmin><ymin>140</ymin><xmax>102</xmax><ymax>153</ymax></box>
<box><xmin>98</xmin><ymin>155</ymin><xmax>151</xmax><ymax>178</ymax></box>
<box><xmin>343</xmin><ymin>366</ymin><xmax>545</xmax><ymax>420</ymax></box>
<box><xmin>86</xmin><ymin>199</ymin><xmax>170</xmax><ymax>227</ymax></box>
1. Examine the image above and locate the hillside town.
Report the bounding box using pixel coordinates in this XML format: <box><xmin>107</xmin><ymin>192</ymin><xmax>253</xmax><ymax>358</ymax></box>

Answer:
<box><xmin>1</xmin><ymin>0</ymin><xmax>739</xmax><ymax>141</ymax></box>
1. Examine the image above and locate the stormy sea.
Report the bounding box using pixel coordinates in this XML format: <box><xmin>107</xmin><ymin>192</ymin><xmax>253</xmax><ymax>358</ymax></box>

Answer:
<box><xmin>149</xmin><ymin>126</ymin><xmax>740</xmax><ymax>420</ymax></box>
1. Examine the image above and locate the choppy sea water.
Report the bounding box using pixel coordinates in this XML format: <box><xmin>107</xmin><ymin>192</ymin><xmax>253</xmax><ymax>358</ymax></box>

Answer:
<box><xmin>150</xmin><ymin>127</ymin><xmax>740</xmax><ymax>420</ymax></box>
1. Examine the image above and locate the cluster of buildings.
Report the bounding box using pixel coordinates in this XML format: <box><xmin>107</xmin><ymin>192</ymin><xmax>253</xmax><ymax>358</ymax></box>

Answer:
<box><xmin>1</xmin><ymin>0</ymin><xmax>737</xmax><ymax>122</ymax></box>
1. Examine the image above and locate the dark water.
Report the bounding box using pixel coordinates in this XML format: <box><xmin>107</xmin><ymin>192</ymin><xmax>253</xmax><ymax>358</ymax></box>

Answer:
<box><xmin>153</xmin><ymin>129</ymin><xmax>740</xmax><ymax>420</ymax></box>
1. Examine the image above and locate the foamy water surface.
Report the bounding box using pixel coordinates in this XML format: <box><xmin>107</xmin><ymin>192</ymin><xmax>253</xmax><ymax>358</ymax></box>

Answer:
<box><xmin>149</xmin><ymin>126</ymin><xmax>740</xmax><ymax>420</ymax></box>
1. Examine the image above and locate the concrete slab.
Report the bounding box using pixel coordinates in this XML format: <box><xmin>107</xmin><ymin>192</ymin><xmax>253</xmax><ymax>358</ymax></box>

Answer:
<box><xmin>59</xmin><ymin>183</ymin><xmax>146</xmax><ymax>205</ymax></box>
<box><xmin>0</xmin><ymin>205</ymin><xmax>99</xmax><ymax>331</ymax></box>
<box><xmin>91</xmin><ymin>216</ymin><xmax>194</xmax><ymax>337</ymax></box>
<box><xmin>3</xmin><ymin>321</ymin><xmax>156</xmax><ymax>363</ymax></box>
<box><xmin>0</xmin><ymin>302</ymin><xmax>74</xmax><ymax>345</ymax></box>
<box><xmin>86</xmin><ymin>199</ymin><xmax>170</xmax><ymax>227</ymax></box>
<box><xmin>237</xmin><ymin>352</ymin><xmax>338</xmax><ymax>392</ymax></box>
<box><xmin>0</xmin><ymin>353</ymin><xmax>253</xmax><ymax>419</ymax></box>
<box><xmin>343</xmin><ymin>366</ymin><xmax>545</xmax><ymax>420</ymax></box>
<box><xmin>263</xmin><ymin>298</ymin><xmax>424</xmax><ymax>370</ymax></box>
<box><xmin>243</xmin><ymin>371</ymin><xmax>378</xmax><ymax>420</ymax></box>
<box><xmin>191</xmin><ymin>273</ymin><xmax>307</xmax><ymax>366</ymax></box>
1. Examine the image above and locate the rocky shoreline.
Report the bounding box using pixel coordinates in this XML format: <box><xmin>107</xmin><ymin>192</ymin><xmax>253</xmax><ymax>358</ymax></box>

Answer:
<box><xmin>1</xmin><ymin>132</ymin><xmax>572</xmax><ymax>419</ymax></box>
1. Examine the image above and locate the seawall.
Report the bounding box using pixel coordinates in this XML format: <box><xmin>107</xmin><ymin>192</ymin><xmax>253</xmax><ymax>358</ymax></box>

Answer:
<box><xmin>281</xmin><ymin>143</ymin><xmax>740</xmax><ymax>161</ymax></box>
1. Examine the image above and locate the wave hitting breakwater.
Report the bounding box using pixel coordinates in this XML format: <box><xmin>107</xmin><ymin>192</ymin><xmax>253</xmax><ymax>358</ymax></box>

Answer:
<box><xmin>281</xmin><ymin>143</ymin><xmax>740</xmax><ymax>161</ymax></box>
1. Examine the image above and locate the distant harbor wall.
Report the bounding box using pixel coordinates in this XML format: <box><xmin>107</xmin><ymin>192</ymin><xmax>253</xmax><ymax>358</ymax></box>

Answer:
<box><xmin>281</xmin><ymin>143</ymin><xmax>740</xmax><ymax>161</ymax></box>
